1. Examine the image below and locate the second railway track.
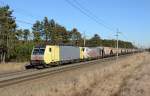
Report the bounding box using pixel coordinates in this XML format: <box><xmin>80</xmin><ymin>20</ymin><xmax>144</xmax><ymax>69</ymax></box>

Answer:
<box><xmin>0</xmin><ymin>54</ymin><xmax>134</xmax><ymax>88</ymax></box>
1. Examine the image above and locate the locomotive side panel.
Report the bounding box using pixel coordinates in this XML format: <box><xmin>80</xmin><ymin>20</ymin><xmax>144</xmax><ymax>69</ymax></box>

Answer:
<box><xmin>59</xmin><ymin>46</ymin><xmax>80</xmax><ymax>61</ymax></box>
<box><xmin>44</xmin><ymin>46</ymin><xmax>60</xmax><ymax>64</ymax></box>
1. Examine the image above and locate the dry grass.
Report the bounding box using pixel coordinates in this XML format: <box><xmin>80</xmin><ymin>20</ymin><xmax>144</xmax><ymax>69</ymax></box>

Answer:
<box><xmin>45</xmin><ymin>53</ymin><xmax>146</xmax><ymax>96</ymax></box>
<box><xmin>0</xmin><ymin>53</ymin><xmax>150</xmax><ymax>96</ymax></box>
<box><xmin>116</xmin><ymin>53</ymin><xmax>150</xmax><ymax>96</ymax></box>
<box><xmin>0</xmin><ymin>62</ymin><xmax>26</xmax><ymax>73</ymax></box>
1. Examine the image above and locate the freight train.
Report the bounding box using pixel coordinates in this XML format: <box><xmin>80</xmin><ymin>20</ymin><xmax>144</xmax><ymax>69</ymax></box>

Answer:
<box><xmin>28</xmin><ymin>45</ymin><xmax>138</xmax><ymax>68</ymax></box>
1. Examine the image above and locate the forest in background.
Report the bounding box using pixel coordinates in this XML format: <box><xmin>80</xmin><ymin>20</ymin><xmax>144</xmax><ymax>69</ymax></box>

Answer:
<box><xmin>0</xmin><ymin>5</ymin><xmax>135</xmax><ymax>62</ymax></box>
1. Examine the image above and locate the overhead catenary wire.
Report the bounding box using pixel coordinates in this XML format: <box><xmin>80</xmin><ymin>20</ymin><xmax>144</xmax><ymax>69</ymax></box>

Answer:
<box><xmin>120</xmin><ymin>32</ymin><xmax>138</xmax><ymax>48</ymax></box>
<box><xmin>1</xmin><ymin>0</ymin><xmax>116</xmax><ymax>32</ymax></box>
<box><xmin>0</xmin><ymin>0</ymin><xmax>5</xmax><ymax>6</ymax></box>
<box><xmin>0</xmin><ymin>2</ymin><xmax>34</xmax><ymax>40</ymax></box>
<box><xmin>0</xmin><ymin>0</ymin><xmax>42</xmax><ymax>20</ymax></box>
<box><xmin>74</xmin><ymin>0</ymin><xmax>116</xmax><ymax>38</ymax></box>
<box><xmin>1</xmin><ymin>0</ymin><xmax>123</xmax><ymax>41</ymax></box>
<box><xmin>73</xmin><ymin>0</ymin><xmax>134</xmax><ymax>46</ymax></box>
<box><xmin>1</xmin><ymin>0</ymin><xmax>119</xmax><ymax>43</ymax></box>
<box><xmin>73</xmin><ymin>0</ymin><xmax>116</xmax><ymax>31</ymax></box>
<box><xmin>65</xmin><ymin>0</ymin><xmax>115</xmax><ymax>32</ymax></box>
<box><xmin>16</xmin><ymin>20</ymin><xmax>33</xmax><ymax>25</ymax></box>
<box><xmin>0</xmin><ymin>0</ymin><xmax>39</xmax><ymax>26</ymax></box>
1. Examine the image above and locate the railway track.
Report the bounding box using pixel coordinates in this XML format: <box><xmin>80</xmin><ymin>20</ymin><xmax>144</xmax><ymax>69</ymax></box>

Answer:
<box><xmin>0</xmin><ymin>69</ymin><xmax>36</xmax><ymax>79</ymax></box>
<box><xmin>0</xmin><ymin>54</ymin><xmax>134</xmax><ymax>88</ymax></box>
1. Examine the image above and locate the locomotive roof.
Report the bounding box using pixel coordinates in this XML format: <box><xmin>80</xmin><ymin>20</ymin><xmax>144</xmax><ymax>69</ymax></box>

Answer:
<box><xmin>34</xmin><ymin>45</ymin><xmax>46</xmax><ymax>48</ymax></box>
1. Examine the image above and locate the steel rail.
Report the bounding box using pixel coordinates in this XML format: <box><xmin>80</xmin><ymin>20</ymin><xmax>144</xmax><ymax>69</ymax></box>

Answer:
<box><xmin>0</xmin><ymin>69</ymin><xmax>37</xmax><ymax>78</ymax></box>
<box><xmin>0</xmin><ymin>54</ymin><xmax>134</xmax><ymax>88</ymax></box>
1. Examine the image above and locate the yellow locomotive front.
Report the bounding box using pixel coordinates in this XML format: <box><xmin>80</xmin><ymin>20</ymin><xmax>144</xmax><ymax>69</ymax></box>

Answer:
<box><xmin>30</xmin><ymin>45</ymin><xmax>60</xmax><ymax>68</ymax></box>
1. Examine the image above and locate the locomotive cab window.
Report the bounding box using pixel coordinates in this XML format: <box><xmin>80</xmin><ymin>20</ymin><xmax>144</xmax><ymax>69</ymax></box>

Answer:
<box><xmin>82</xmin><ymin>48</ymin><xmax>85</xmax><ymax>51</ymax></box>
<box><xmin>49</xmin><ymin>48</ymin><xmax>52</xmax><ymax>52</ymax></box>
<box><xmin>39</xmin><ymin>48</ymin><xmax>45</xmax><ymax>54</ymax></box>
<box><xmin>33</xmin><ymin>48</ymin><xmax>45</xmax><ymax>55</ymax></box>
<box><xmin>33</xmin><ymin>49</ymin><xmax>39</xmax><ymax>55</ymax></box>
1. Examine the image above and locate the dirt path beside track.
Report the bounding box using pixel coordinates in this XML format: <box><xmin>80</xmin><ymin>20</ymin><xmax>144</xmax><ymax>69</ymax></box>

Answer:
<box><xmin>0</xmin><ymin>62</ymin><xmax>26</xmax><ymax>74</ymax></box>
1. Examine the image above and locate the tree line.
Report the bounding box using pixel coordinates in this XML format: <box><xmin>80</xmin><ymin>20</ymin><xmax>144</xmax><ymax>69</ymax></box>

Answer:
<box><xmin>0</xmin><ymin>5</ymin><xmax>135</xmax><ymax>63</ymax></box>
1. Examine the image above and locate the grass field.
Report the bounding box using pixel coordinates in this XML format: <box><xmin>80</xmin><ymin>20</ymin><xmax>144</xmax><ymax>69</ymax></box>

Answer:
<box><xmin>0</xmin><ymin>52</ymin><xmax>150</xmax><ymax>96</ymax></box>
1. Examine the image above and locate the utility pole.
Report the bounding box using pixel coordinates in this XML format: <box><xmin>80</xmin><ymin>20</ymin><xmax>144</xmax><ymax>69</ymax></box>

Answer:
<box><xmin>115</xmin><ymin>28</ymin><xmax>121</xmax><ymax>64</ymax></box>
<box><xmin>83</xmin><ymin>31</ymin><xmax>86</xmax><ymax>47</ymax></box>
<box><xmin>133</xmin><ymin>41</ymin><xmax>135</xmax><ymax>54</ymax></box>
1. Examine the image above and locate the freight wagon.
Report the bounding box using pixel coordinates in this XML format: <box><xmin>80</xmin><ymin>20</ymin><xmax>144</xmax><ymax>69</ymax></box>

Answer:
<box><xmin>103</xmin><ymin>47</ymin><xmax>114</xmax><ymax>56</ymax></box>
<box><xmin>81</xmin><ymin>47</ymin><xmax>103</xmax><ymax>59</ymax></box>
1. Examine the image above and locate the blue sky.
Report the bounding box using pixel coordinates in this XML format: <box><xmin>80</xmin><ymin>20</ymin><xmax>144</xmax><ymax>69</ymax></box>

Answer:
<box><xmin>1</xmin><ymin>0</ymin><xmax>150</xmax><ymax>48</ymax></box>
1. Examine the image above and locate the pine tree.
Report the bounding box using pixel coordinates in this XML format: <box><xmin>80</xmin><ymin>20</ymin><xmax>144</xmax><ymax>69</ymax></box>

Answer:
<box><xmin>70</xmin><ymin>28</ymin><xmax>81</xmax><ymax>46</ymax></box>
<box><xmin>0</xmin><ymin>5</ymin><xmax>16</xmax><ymax>63</ymax></box>
<box><xmin>43</xmin><ymin>17</ymin><xmax>50</xmax><ymax>43</ymax></box>
<box><xmin>49</xmin><ymin>19</ymin><xmax>56</xmax><ymax>44</ymax></box>
<box><xmin>16</xmin><ymin>29</ymin><xmax>23</xmax><ymax>40</ymax></box>
<box><xmin>87</xmin><ymin>34</ymin><xmax>101</xmax><ymax>47</ymax></box>
<box><xmin>23</xmin><ymin>29</ymin><xmax>30</xmax><ymax>42</ymax></box>
<box><xmin>32</xmin><ymin>20</ymin><xmax>42</xmax><ymax>43</ymax></box>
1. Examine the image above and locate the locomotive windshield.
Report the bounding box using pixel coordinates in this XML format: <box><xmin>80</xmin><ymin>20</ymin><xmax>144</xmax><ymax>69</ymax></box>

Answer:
<box><xmin>32</xmin><ymin>48</ymin><xmax>45</xmax><ymax>55</ymax></box>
